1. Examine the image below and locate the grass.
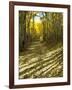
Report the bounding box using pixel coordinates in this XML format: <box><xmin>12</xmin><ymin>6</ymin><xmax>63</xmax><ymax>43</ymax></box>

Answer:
<box><xmin>19</xmin><ymin>41</ymin><xmax>63</xmax><ymax>79</ymax></box>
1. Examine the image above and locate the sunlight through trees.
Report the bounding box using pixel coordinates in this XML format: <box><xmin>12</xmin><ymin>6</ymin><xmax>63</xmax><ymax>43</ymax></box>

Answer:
<box><xmin>19</xmin><ymin>11</ymin><xmax>63</xmax><ymax>79</ymax></box>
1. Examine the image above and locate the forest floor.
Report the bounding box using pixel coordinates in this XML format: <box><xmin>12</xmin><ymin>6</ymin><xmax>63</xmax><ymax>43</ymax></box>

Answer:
<box><xmin>19</xmin><ymin>41</ymin><xmax>63</xmax><ymax>79</ymax></box>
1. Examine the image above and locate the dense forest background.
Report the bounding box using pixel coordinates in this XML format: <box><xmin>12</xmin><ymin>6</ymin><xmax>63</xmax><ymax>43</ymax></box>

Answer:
<box><xmin>19</xmin><ymin>11</ymin><xmax>63</xmax><ymax>79</ymax></box>
<box><xmin>19</xmin><ymin>11</ymin><xmax>63</xmax><ymax>51</ymax></box>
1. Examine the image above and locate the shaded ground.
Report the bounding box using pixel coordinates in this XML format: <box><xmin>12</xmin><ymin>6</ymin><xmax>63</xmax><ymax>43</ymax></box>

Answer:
<box><xmin>19</xmin><ymin>41</ymin><xmax>63</xmax><ymax>79</ymax></box>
